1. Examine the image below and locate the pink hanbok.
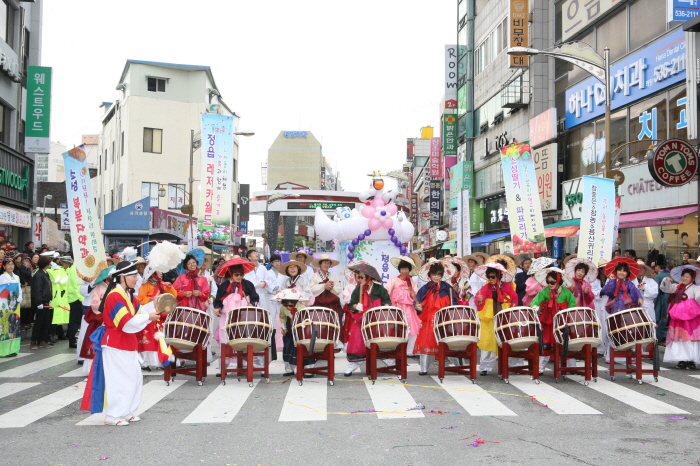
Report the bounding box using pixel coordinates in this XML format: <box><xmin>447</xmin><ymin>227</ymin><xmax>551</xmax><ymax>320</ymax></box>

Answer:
<box><xmin>523</xmin><ymin>276</ymin><xmax>543</xmax><ymax>307</ymax></box>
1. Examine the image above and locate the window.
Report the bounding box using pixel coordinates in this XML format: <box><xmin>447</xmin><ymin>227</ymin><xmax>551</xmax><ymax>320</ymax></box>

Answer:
<box><xmin>0</xmin><ymin>1</ymin><xmax>8</xmax><ymax>45</ymax></box>
<box><xmin>596</xmin><ymin>9</ymin><xmax>626</xmax><ymax>62</ymax></box>
<box><xmin>110</xmin><ymin>189</ymin><xmax>114</xmax><ymax>212</ymax></box>
<box><xmin>143</xmin><ymin>128</ymin><xmax>162</xmax><ymax>153</ymax></box>
<box><xmin>121</xmin><ymin>131</ymin><xmax>124</xmax><ymax>156</ymax></box>
<box><xmin>141</xmin><ymin>182</ymin><xmax>159</xmax><ymax>208</ymax></box>
<box><xmin>168</xmin><ymin>184</ymin><xmax>185</xmax><ymax>209</ymax></box>
<box><xmin>147</xmin><ymin>77</ymin><xmax>166</xmax><ymax>93</ymax></box>
<box><xmin>104</xmin><ymin>150</ymin><xmax>108</xmax><ymax>170</ymax></box>
<box><xmin>629</xmin><ymin>0</ymin><xmax>666</xmax><ymax>52</ymax></box>
<box><xmin>0</xmin><ymin>101</ymin><xmax>8</xmax><ymax>144</ymax></box>
<box><xmin>112</xmin><ymin>141</ymin><xmax>115</xmax><ymax>163</ymax></box>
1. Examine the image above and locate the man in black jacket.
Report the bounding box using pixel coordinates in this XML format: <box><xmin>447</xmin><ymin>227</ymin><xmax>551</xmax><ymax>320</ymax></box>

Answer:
<box><xmin>514</xmin><ymin>257</ymin><xmax>532</xmax><ymax>306</ymax></box>
<box><xmin>30</xmin><ymin>256</ymin><xmax>54</xmax><ymax>349</ymax></box>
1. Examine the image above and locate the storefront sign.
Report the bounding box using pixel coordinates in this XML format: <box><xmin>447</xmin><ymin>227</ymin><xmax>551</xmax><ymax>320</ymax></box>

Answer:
<box><xmin>151</xmin><ymin>208</ymin><xmax>195</xmax><ymax>240</ymax></box>
<box><xmin>562</xmin><ymin>0</ymin><xmax>619</xmax><ymax>42</ymax></box>
<box><xmin>239</xmin><ymin>184</ymin><xmax>250</xmax><ymax>221</ymax></box>
<box><xmin>60</xmin><ymin>203</ymin><xmax>70</xmax><ymax>230</ymax></box>
<box><xmin>561</xmin><ymin>177</ymin><xmax>584</xmax><ymax>220</ymax></box>
<box><xmin>410</xmin><ymin>193</ymin><xmax>418</xmax><ymax>225</ymax></box>
<box><xmin>618</xmin><ymin>163</ymin><xmax>696</xmax><ymax>212</ymax></box>
<box><xmin>532</xmin><ymin>143</ymin><xmax>558</xmax><ymax>210</ymax></box>
<box><xmin>0</xmin><ymin>206</ymin><xmax>30</xmax><ymax>228</ymax></box>
<box><xmin>464</xmin><ymin>161</ymin><xmax>474</xmax><ymax>196</ymax></box>
<box><xmin>445</xmin><ymin>45</ymin><xmax>458</xmax><ymax>109</ymax></box>
<box><xmin>449</xmin><ymin>162</ymin><xmax>463</xmax><ymax>210</ymax></box>
<box><xmin>577</xmin><ymin>176</ymin><xmax>616</xmax><ymax>262</ymax></box>
<box><xmin>429</xmin><ymin>137</ymin><xmax>442</xmax><ymax>178</ymax></box>
<box><xmin>104</xmin><ymin>197</ymin><xmax>150</xmax><ymax>231</ymax></box>
<box><xmin>0</xmin><ymin>166</ymin><xmax>29</xmax><ymax>199</ymax></box>
<box><xmin>529</xmin><ymin>108</ymin><xmax>557</xmax><ymax>148</ymax></box>
<box><xmin>566</xmin><ymin>29</ymin><xmax>686</xmax><ymax>128</ymax></box>
<box><xmin>407</xmin><ymin>138</ymin><xmax>414</xmax><ymax>159</ymax></box>
<box><xmin>63</xmin><ymin>146</ymin><xmax>107</xmax><ymax>281</ymax></box>
<box><xmin>0</xmin><ymin>283</ymin><xmax>20</xmax><ymax>356</ymax></box>
<box><xmin>429</xmin><ymin>178</ymin><xmax>442</xmax><ymax>227</ymax></box>
<box><xmin>25</xmin><ymin>66</ymin><xmax>52</xmax><ymax>153</ymax></box>
<box><xmin>470</xmin><ymin>198</ymin><xmax>483</xmax><ymax>232</ymax></box>
<box><xmin>238</xmin><ymin>220</ymin><xmax>248</xmax><ymax>235</ymax></box>
<box><xmin>443</xmin><ymin>114</ymin><xmax>457</xmax><ymax>156</ymax></box>
<box><xmin>198</xmin><ymin>113</ymin><xmax>234</xmax><ymax>241</ymax></box>
<box><xmin>501</xmin><ymin>142</ymin><xmax>546</xmax><ymax>254</ymax></box>
<box><xmin>648</xmin><ymin>138</ymin><xmax>698</xmax><ymax>187</ymax></box>
<box><xmin>668</xmin><ymin>0</ymin><xmax>699</xmax><ymax>22</ymax></box>
<box><xmin>509</xmin><ymin>0</ymin><xmax>529</xmax><ymax>68</ymax></box>
<box><xmin>460</xmin><ymin>190</ymin><xmax>472</xmax><ymax>255</ymax></box>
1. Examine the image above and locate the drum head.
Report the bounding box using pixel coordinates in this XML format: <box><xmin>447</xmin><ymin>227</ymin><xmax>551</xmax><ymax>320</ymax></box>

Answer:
<box><xmin>155</xmin><ymin>294</ymin><xmax>177</xmax><ymax>315</ymax></box>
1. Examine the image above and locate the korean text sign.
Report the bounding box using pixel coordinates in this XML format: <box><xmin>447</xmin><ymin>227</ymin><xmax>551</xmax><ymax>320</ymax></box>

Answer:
<box><xmin>577</xmin><ymin>176</ymin><xmax>615</xmax><ymax>262</ymax></box>
<box><xmin>532</xmin><ymin>143</ymin><xmax>558</xmax><ymax>210</ymax></box>
<box><xmin>25</xmin><ymin>66</ymin><xmax>52</xmax><ymax>153</ymax></box>
<box><xmin>429</xmin><ymin>137</ymin><xmax>442</xmax><ymax>178</ymax></box>
<box><xmin>500</xmin><ymin>142</ymin><xmax>546</xmax><ymax>255</ymax></box>
<box><xmin>62</xmin><ymin>146</ymin><xmax>107</xmax><ymax>281</ymax></box>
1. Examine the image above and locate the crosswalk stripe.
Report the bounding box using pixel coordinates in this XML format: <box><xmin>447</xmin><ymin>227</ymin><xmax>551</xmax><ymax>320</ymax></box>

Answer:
<box><xmin>182</xmin><ymin>379</ymin><xmax>260</xmax><ymax>424</ymax></box>
<box><xmin>652</xmin><ymin>376</ymin><xmax>700</xmax><ymax>403</ymax></box>
<box><xmin>76</xmin><ymin>379</ymin><xmax>186</xmax><ymax>425</ymax></box>
<box><xmin>0</xmin><ymin>382</ymin><xmax>41</xmax><ymax>400</ymax></box>
<box><xmin>567</xmin><ymin>374</ymin><xmax>689</xmax><ymax>414</ymax></box>
<box><xmin>364</xmin><ymin>377</ymin><xmax>424</xmax><ymax>419</ymax></box>
<box><xmin>0</xmin><ymin>353</ymin><xmax>75</xmax><ymax>378</ymax></box>
<box><xmin>59</xmin><ymin>367</ymin><xmax>86</xmax><ymax>378</ymax></box>
<box><xmin>431</xmin><ymin>376</ymin><xmax>516</xmax><ymax>416</ymax></box>
<box><xmin>279</xmin><ymin>378</ymin><xmax>328</xmax><ymax>422</ymax></box>
<box><xmin>0</xmin><ymin>382</ymin><xmax>86</xmax><ymax>428</ymax></box>
<box><xmin>507</xmin><ymin>375</ymin><xmax>602</xmax><ymax>415</ymax></box>
<box><xmin>0</xmin><ymin>353</ymin><xmax>31</xmax><ymax>365</ymax></box>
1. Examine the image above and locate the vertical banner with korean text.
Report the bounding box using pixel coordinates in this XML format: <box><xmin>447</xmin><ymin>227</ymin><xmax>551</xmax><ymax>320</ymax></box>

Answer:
<box><xmin>0</xmin><ymin>283</ymin><xmax>20</xmax><ymax>356</ymax></box>
<box><xmin>509</xmin><ymin>0</ymin><xmax>529</xmax><ymax>68</ymax></box>
<box><xmin>500</xmin><ymin>142</ymin><xmax>546</xmax><ymax>255</ymax></box>
<box><xmin>445</xmin><ymin>45</ymin><xmax>458</xmax><ymax>109</ymax></box>
<box><xmin>429</xmin><ymin>137</ymin><xmax>442</xmax><ymax>178</ymax></box>
<box><xmin>63</xmin><ymin>146</ymin><xmax>107</xmax><ymax>281</ymax></box>
<box><xmin>443</xmin><ymin>114</ymin><xmax>457</xmax><ymax>156</ymax></box>
<box><xmin>532</xmin><ymin>143</ymin><xmax>558</xmax><ymax>210</ymax></box>
<box><xmin>198</xmin><ymin>113</ymin><xmax>234</xmax><ymax>241</ymax></box>
<box><xmin>25</xmin><ymin>66</ymin><xmax>52</xmax><ymax>153</ymax></box>
<box><xmin>429</xmin><ymin>178</ymin><xmax>442</xmax><ymax>227</ymax></box>
<box><xmin>577</xmin><ymin>176</ymin><xmax>616</xmax><ymax>262</ymax></box>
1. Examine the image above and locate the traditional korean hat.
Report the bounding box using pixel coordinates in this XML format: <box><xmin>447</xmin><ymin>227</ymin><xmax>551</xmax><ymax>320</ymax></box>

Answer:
<box><xmin>344</xmin><ymin>260</ymin><xmax>369</xmax><ymax>283</ymax></box>
<box><xmin>487</xmin><ymin>254</ymin><xmax>517</xmax><ymax>276</ymax></box>
<box><xmin>474</xmin><ymin>262</ymin><xmax>513</xmax><ymax>282</ymax></box>
<box><xmin>565</xmin><ymin>257</ymin><xmax>598</xmax><ymax>283</ymax></box>
<box><xmin>636</xmin><ymin>259</ymin><xmax>654</xmax><ymax>277</ymax></box>
<box><xmin>215</xmin><ymin>257</ymin><xmax>256</xmax><ymax>278</ymax></box>
<box><xmin>503</xmin><ymin>253</ymin><xmax>522</xmax><ymax>267</ymax></box>
<box><xmin>562</xmin><ymin>254</ymin><xmax>578</xmax><ymax>267</ymax></box>
<box><xmin>462</xmin><ymin>254</ymin><xmax>484</xmax><ymax>266</ymax></box>
<box><xmin>272</xmin><ymin>288</ymin><xmax>309</xmax><ymax>302</ymax></box>
<box><xmin>418</xmin><ymin>259</ymin><xmax>457</xmax><ymax>283</ymax></box>
<box><xmin>597</xmin><ymin>259</ymin><xmax>609</xmax><ymax>269</ymax></box>
<box><xmin>93</xmin><ymin>266</ymin><xmax>115</xmax><ymax>286</ymax></box>
<box><xmin>443</xmin><ymin>256</ymin><xmax>470</xmax><ymax>280</ymax></box>
<box><xmin>347</xmin><ymin>262</ymin><xmax>382</xmax><ymax>283</ymax></box>
<box><xmin>390</xmin><ymin>256</ymin><xmax>418</xmax><ymax>276</ymax></box>
<box><xmin>310</xmin><ymin>254</ymin><xmax>340</xmax><ymax>268</ymax></box>
<box><xmin>528</xmin><ymin>257</ymin><xmax>556</xmax><ymax>276</ymax></box>
<box><xmin>111</xmin><ymin>260</ymin><xmax>139</xmax><ymax>277</ymax></box>
<box><xmin>473</xmin><ymin>252</ymin><xmax>490</xmax><ymax>264</ymax></box>
<box><xmin>290</xmin><ymin>251</ymin><xmax>313</xmax><ymax>264</ymax></box>
<box><xmin>535</xmin><ymin>266</ymin><xmax>573</xmax><ymax>288</ymax></box>
<box><xmin>279</xmin><ymin>260</ymin><xmax>308</xmax><ymax>276</ymax></box>
<box><xmin>409</xmin><ymin>253</ymin><xmax>424</xmax><ymax>269</ymax></box>
<box><xmin>605</xmin><ymin>257</ymin><xmax>640</xmax><ymax>281</ymax></box>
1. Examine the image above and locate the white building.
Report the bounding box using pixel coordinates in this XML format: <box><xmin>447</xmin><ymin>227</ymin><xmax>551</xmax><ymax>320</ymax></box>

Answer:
<box><xmin>94</xmin><ymin>59</ymin><xmax>240</xmax><ymax>226</ymax></box>
<box><xmin>43</xmin><ymin>135</ymin><xmax>99</xmax><ymax>182</ymax></box>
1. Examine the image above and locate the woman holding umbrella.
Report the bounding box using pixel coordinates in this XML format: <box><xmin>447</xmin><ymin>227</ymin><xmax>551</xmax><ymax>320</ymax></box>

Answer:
<box><xmin>385</xmin><ymin>257</ymin><xmax>420</xmax><ymax>356</ymax></box>
<box><xmin>660</xmin><ymin>265</ymin><xmax>700</xmax><ymax>369</ymax></box>
<box><xmin>523</xmin><ymin>257</ymin><xmax>557</xmax><ymax>307</ymax></box>
<box><xmin>345</xmin><ymin>263</ymin><xmax>391</xmax><ymax>377</ymax></box>
<box><xmin>173</xmin><ymin>254</ymin><xmax>210</xmax><ymax>311</ymax></box>
<box><xmin>474</xmin><ymin>262</ymin><xmax>517</xmax><ymax>376</ymax></box>
<box><xmin>565</xmin><ymin>257</ymin><xmax>597</xmax><ymax>308</ymax></box>
<box><xmin>600</xmin><ymin>257</ymin><xmax>644</xmax><ymax>314</ymax></box>
<box><xmin>530</xmin><ymin>267</ymin><xmax>577</xmax><ymax>371</ymax></box>
<box><xmin>414</xmin><ymin>260</ymin><xmax>458</xmax><ymax>375</ymax></box>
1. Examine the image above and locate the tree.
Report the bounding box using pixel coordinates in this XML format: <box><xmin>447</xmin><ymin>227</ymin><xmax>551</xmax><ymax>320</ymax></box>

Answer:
<box><xmin>276</xmin><ymin>236</ymin><xmax>307</xmax><ymax>251</ymax></box>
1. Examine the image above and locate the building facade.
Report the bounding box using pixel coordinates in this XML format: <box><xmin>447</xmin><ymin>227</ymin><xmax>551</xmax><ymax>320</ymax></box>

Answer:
<box><xmin>265</xmin><ymin>131</ymin><xmax>339</xmax><ymax>191</ymax></box>
<box><xmin>93</xmin><ymin>60</ymin><xmax>241</xmax><ymax>240</ymax></box>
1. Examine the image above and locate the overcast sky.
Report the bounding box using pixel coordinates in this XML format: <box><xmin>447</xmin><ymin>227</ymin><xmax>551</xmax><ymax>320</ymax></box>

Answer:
<box><xmin>43</xmin><ymin>0</ymin><xmax>456</xmax><ymax>199</ymax></box>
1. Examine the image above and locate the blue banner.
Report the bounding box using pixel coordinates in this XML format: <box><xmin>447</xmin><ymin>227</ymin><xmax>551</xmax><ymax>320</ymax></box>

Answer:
<box><xmin>577</xmin><ymin>176</ymin><xmax>616</xmax><ymax>263</ymax></box>
<box><xmin>565</xmin><ymin>29</ymin><xmax>686</xmax><ymax>128</ymax></box>
<box><xmin>670</xmin><ymin>0</ymin><xmax>699</xmax><ymax>22</ymax></box>
<box><xmin>104</xmin><ymin>197</ymin><xmax>150</xmax><ymax>231</ymax></box>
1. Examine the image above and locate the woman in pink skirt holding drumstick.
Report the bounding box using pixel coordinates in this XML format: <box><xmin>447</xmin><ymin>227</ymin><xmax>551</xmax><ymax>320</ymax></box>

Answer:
<box><xmin>384</xmin><ymin>257</ymin><xmax>419</xmax><ymax>356</ymax></box>
<box><xmin>660</xmin><ymin>267</ymin><xmax>700</xmax><ymax>370</ymax></box>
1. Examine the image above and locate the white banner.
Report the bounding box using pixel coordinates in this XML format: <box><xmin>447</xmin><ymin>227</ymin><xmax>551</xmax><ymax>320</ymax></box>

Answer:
<box><xmin>460</xmin><ymin>190</ymin><xmax>471</xmax><ymax>256</ymax></box>
<box><xmin>577</xmin><ymin>176</ymin><xmax>616</xmax><ymax>262</ymax></box>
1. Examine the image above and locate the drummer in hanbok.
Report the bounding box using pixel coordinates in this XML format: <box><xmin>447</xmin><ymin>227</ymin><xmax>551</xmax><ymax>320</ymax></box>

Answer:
<box><xmin>444</xmin><ymin>256</ymin><xmax>471</xmax><ymax>305</ymax></box>
<box><xmin>488</xmin><ymin>254</ymin><xmax>518</xmax><ymax>287</ymax></box>
<box><xmin>273</xmin><ymin>288</ymin><xmax>310</xmax><ymax>377</ymax></box>
<box><xmin>173</xmin><ymin>254</ymin><xmax>210</xmax><ymax>311</ymax></box>
<box><xmin>591</xmin><ymin>260</ymin><xmax>611</xmax><ymax>354</ymax></box>
<box><xmin>523</xmin><ymin>257</ymin><xmax>556</xmax><ymax>307</ymax></box>
<box><xmin>385</xmin><ymin>257</ymin><xmax>419</xmax><ymax>356</ymax></box>
<box><xmin>290</xmin><ymin>251</ymin><xmax>315</xmax><ymax>283</ymax></box>
<box><xmin>79</xmin><ymin>266</ymin><xmax>114</xmax><ymax>376</ymax></box>
<box><xmin>308</xmin><ymin>254</ymin><xmax>343</xmax><ymax>346</ymax></box>
<box><xmin>345</xmin><ymin>263</ymin><xmax>391</xmax><ymax>377</ymax></box>
<box><xmin>600</xmin><ymin>257</ymin><xmax>644</xmax><ymax>314</ymax></box>
<box><xmin>565</xmin><ymin>257</ymin><xmax>596</xmax><ymax>308</ymax></box>
<box><xmin>660</xmin><ymin>267</ymin><xmax>700</xmax><ymax>369</ymax></box>
<box><xmin>136</xmin><ymin>271</ymin><xmax>177</xmax><ymax>370</ymax></box>
<box><xmin>279</xmin><ymin>260</ymin><xmax>312</xmax><ymax>299</ymax></box>
<box><xmin>635</xmin><ymin>260</ymin><xmax>658</xmax><ymax>324</ymax></box>
<box><xmin>463</xmin><ymin>253</ymin><xmax>486</xmax><ymax>308</ymax></box>
<box><xmin>530</xmin><ymin>267</ymin><xmax>577</xmax><ymax>372</ymax></box>
<box><xmin>514</xmin><ymin>258</ymin><xmax>532</xmax><ymax>306</ymax></box>
<box><xmin>212</xmin><ymin>258</ymin><xmax>259</xmax><ymax>373</ymax></box>
<box><xmin>653</xmin><ymin>258</ymin><xmax>671</xmax><ymax>346</ymax></box>
<box><xmin>474</xmin><ymin>262</ymin><xmax>517</xmax><ymax>376</ymax></box>
<box><xmin>414</xmin><ymin>260</ymin><xmax>459</xmax><ymax>375</ymax></box>
<box><xmin>244</xmin><ymin>249</ymin><xmax>278</xmax><ymax>327</ymax></box>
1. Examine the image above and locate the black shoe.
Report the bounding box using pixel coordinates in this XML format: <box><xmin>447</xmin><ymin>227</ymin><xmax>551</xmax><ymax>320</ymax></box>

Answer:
<box><xmin>418</xmin><ymin>371</ymin><xmax>427</xmax><ymax>376</ymax></box>
<box><xmin>283</xmin><ymin>371</ymin><xmax>294</xmax><ymax>376</ymax></box>
<box><xmin>57</xmin><ymin>337</ymin><xmax>68</xmax><ymax>341</ymax></box>
<box><xmin>216</xmin><ymin>373</ymin><xmax>221</xmax><ymax>377</ymax></box>
<box><xmin>303</xmin><ymin>373</ymin><xmax>315</xmax><ymax>378</ymax></box>
<box><xmin>142</xmin><ymin>366</ymin><xmax>151</xmax><ymax>372</ymax></box>
<box><xmin>480</xmin><ymin>371</ymin><xmax>488</xmax><ymax>376</ymax></box>
<box><xmin>676</xmin><ymin>361</ymin><xmax>687</xmax><ymax>370</ymax></box>
<box><xmin>77</xmin><ymin>360</ymin><xmax>84</xmax><ymax>366</ymax></box>
<box><xmin>343</xmin><ymin>372</ymin><xmax>352</xmax><ymax>377</ymax></box>
<box><xmin>68</xmin><ymin>344</ymin><xmax>77</xmax><ymax>349</ymax></box>
<box><xmin>688</xmin><ymin>362</ymin><xmax>697</xmax><ymax>370</ymax></box>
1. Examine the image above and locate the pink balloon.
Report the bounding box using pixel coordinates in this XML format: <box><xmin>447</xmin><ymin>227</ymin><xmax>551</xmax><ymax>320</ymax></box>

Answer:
<box><xmin>371</xmin><ymin>197</ymin><xmax>384</xmax><ymax>208</ymax></box>
<box><xmin>368</xmin><ymin>218</ymin><xmax>381</xmax><ymax>231</ymax></box>
<box><xmin>361</xmin><ymin>205</ymin><xmax>375</xmax><ymax>218</ymax></box>
<box><xmin>381</xmin><ymin>218</ymin><xmax>393</xmax><ymax>229</ymax></box>
<box><xmin>385</xmin><ymin>203</ymin><xmax>398</xmax><ymax>216</ymax></box>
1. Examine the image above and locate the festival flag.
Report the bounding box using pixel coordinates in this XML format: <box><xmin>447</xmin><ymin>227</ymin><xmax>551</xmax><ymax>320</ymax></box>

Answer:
<box><xmin>0</xmin><ymin>285</ymin><xmax>20</xmax><ymax>356</ymax></box>
<box><xmin>62</xmin><ymin>146</ymin><xmax>108</xmax><ymax>281</ymax></box>
<box><xmin>577</xmin><ymin>176</ymin><xmax>616</xmax><ymax>262</ymax></box>
<box><xmin>500</xmin><ymin>142</ymin><xmax>546</xmax><ymax>255</ymax></box>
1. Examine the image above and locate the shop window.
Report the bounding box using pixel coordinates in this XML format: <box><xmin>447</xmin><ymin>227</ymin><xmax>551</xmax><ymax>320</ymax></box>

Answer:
<box><xmin>629</xmin><ymin>0</ymin><xmax>667</xmax><ymax>52</ymax></box>
<box><xmin>629</xmin><ymin>92</ymin><xmax>668</xmax><ymax>162</ymax></box>
<box><xmin>595</xmin><ymin>8</ymin><xmax>627</xmax><ymax>62</ymax></box>
<box><xmin>143</xmin><ymin>127</ymin><xmax>162</xmax><ymax>153</ymax></box>
<box><xmin>669</xmin><ymin>87</ymin><xmax>694</xmax><ymax>144</ymax></box>
<box><xmin>565</xmin><ymin>123</ymin><xmax>596</xmax><ymax>179</ymax></box>
<box><xmin>595</xmin><ymin>108</ymin><xmax>628</xmax><ymax>167</ymax></box>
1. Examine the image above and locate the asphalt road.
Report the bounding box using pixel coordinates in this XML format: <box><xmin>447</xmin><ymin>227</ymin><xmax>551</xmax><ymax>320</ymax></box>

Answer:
<box><xmin>1</xmin><ymin>342</ymin><xmax>699</xmax><ymax>466</ymax></box>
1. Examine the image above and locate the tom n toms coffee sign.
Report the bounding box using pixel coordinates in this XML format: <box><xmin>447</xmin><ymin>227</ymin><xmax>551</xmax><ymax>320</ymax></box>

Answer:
<box><xmin>649</xmin><ymin>139</ymin><xmax>698</xmax><ymax>187</ymax></box>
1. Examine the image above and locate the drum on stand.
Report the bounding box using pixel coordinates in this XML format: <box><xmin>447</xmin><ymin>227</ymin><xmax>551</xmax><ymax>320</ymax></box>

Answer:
<box><xmin>225</xmin><ymin>306</ymin><xmax>272</xmax><ymax>352</ymax></box>
<box><xmin>553</xmin><ymin>307</ymin><xmax>601</xmax><ymax>352</ymax></box>
<box><xmin>163</xmin><ymin>307</ymin><xmax>212</xmax><ymax>351</ymax></box>
<box><xmin>606</xmin><ymin>307</ymin><xmax>656</xmax><ymax>351</ymax></box>
<box><xmin>293</xmin><ymin>307</ymin><xmax>340</xmax><ymax>351</ymax></box>
<box><xmin>495</xmin><ymin>306</ymin><xmax>540</xmax><ymax>351</ymax></box>
<box><xmin>154</xmin><ymin>293</ymin><xmax>177</xmax><ymax>315</ymax></box>
<box><xmin>433</xmin><ymin>305</ymin><xmax>480</xmax><ymax>351</ymax></box>
<box><xmin>361</xmin><ymin>306</ymin><xmax>408</xmax><ymax>352</ymax></box>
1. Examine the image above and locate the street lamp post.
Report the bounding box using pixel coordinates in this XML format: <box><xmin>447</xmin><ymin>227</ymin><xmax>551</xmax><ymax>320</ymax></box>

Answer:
<box><xmin>508</xmin><ymin>44</ymin><xmax>612</xmax><ymax>179</ymax></box>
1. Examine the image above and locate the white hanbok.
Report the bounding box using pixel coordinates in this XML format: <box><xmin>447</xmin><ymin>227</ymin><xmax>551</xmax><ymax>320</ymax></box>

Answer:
<box><xmin>591</xmin><ymin>278</ymin><xmax>610</xmax><ymax>354</ymax></box>
<box><xmin>245</xmin><ymin>265</ymin><xmax>278</xmax><ymax>320</ymax></box>
<box><xmin>635</xmin><ymin>277</ymin><xmax>659</xmax><ymax>323</ymax></box>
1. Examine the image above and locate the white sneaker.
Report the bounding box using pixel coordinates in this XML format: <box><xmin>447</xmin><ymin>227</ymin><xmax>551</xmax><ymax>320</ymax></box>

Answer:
<box><xmin>105</xmin><ymin>419</ymin><xmax>129</xmax><ymax>426</ymax></box>
<box><xmin>126</xmin><ymin>415</ymin><xmax>141</xmax><ymax>422</ymax></box>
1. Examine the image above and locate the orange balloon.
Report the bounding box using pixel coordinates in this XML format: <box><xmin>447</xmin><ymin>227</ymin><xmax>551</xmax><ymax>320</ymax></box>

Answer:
<box><xmin>373</xmin><ymin>179</ymin><xmax>384</xmax><ymax>190</ymax></box>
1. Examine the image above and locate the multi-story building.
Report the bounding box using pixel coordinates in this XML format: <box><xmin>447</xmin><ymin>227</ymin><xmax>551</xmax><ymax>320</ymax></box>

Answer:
<box><xmin>265</xmin><ymin>131</ymin><xmax>339</xmax><ymax>191</ymax></box>
<box><xmin>0</xmin><ymin>0</ymin><xmax>43</xmax><ymax>245</ymax></box>
<box><xmin>93</xmin><ymin>60</ymin><xmax>241</xmax><ymax>233</ymax></box>
<box><xmin>43</xmin><ymin>135</ymin><xmax>99</xmax><ymax>183</ymax></box>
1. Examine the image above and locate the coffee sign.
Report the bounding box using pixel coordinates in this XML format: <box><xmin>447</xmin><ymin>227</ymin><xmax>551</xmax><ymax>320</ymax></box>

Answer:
<box><xmin>649</xmin><ymin>139</ymin><xmax>698</xmax><ymax>187</ymax></box>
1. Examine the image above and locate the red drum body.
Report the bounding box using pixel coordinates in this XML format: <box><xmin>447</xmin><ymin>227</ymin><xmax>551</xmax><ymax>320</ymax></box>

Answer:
<box><xmin>361</xmin><ymin>306</ymin><xmax>408</xmax><ymax>351</ymax></box>
<box><xmin>292</xmin><ymin>307</ymin><xmax>340</xmax><ymax>351</ymax></box>
<box><xmin>225</xmin><ymin>306</ymin><xmax>271</xmax><ymax>352</ymax></box>
<box><xmin>164</xmin><ymin>307</ymin><xmax>211</xmax><ymax>351</ymax></box>
<box><xmin>495</xmin><ymin>306</ymin><xmax>540</xmax><ymax>351</ymax></box>
<box><xmin>433</xmin><ymin>305</ymin><xmax>480</xmax><ymax>351</ymax></box>
<box><xmin>606</xmin><ymin>307</ymin><xmax>656</xmax><ymax>351</ymax></box>
<box><xmin>553</xmin><ymin>307</ymin><xmax>602</xmax><ymax>351</ymax></box>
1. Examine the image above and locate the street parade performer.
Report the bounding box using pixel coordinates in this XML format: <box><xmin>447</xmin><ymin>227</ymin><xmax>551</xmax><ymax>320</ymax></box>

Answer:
<box><xmin>81</xmin><ymin>260</ymin><xmax>160</xmax><ymax>426</ymax></box>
